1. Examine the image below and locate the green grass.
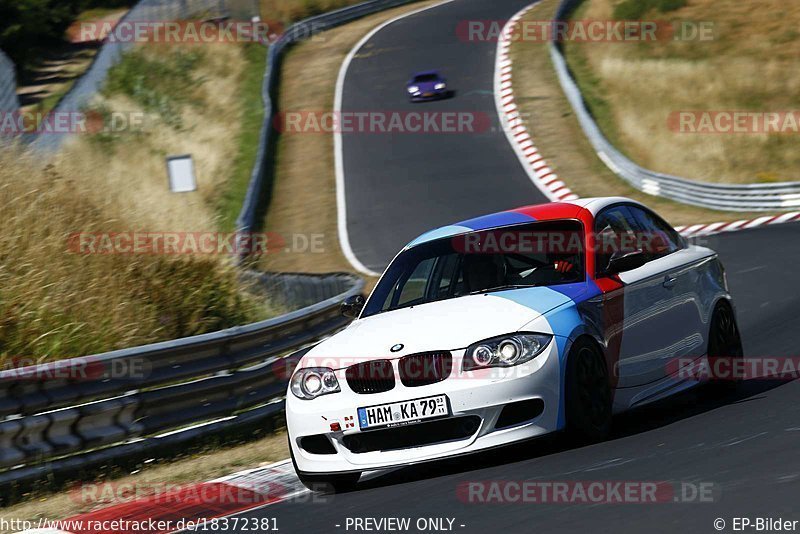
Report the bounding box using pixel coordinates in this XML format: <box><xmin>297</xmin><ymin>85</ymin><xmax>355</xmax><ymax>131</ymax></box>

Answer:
<box><xmin>217</xmin><ymin>42</ymin><xmax>267</xmax><ymax>232</ymax></box>
<box><xmin>36</xmin><ymin>89</ymin><xmax>70</xmax><ymax>115</ymax></box>
<box><xmin>561</xmin><ymin>2</ymin><xmax>629</xmax><ymax>155</ymax></box>
<box><xmin>102</xmin><ymin>47</ymin><xmax>206</xmax><ymax>129</ymax></box>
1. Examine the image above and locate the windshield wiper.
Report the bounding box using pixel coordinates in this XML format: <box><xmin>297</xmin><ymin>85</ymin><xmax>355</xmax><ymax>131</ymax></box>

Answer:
<box><xmin>468</xmin><ymin>284</ymin><xmax>532</xmax><ymax>295</ymax></box>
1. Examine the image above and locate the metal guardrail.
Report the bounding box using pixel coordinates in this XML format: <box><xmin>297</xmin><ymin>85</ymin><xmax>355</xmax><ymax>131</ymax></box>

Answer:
<box><xmin>234</xmin><ymin>0</ymin><xmax>420</xmax><ymax>235</ymax></box>
<box><xmin>0</xmin><ymin>50</ymin><xmax>19</xmax><ymax>116</ymax></box>
<box><xmin>550</xmin><ymin>0</ymin><xmax>800</xmax><ymax>212</ymax></box>
<box><xmin>0</xmin><ymin>272</ymin><xmax>362</xmax><ymax>494</ymax></box>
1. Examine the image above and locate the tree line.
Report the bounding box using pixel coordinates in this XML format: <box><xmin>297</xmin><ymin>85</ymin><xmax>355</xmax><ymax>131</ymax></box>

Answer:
<box><xmin>0</xmin><ymin>0</ymin><xmax>133</xmax><ymax>73</ymax></box>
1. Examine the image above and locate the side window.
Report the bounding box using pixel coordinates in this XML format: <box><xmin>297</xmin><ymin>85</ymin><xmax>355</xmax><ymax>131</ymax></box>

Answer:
<box><xmin>628</xmin><ymin>207</ymin><xmax>682</xmax><ymax>260</ymax></box>
<box><xmin>594</xmin><ymin>206</ymin><xmax>641</xmax><ymax>275</ymax></box>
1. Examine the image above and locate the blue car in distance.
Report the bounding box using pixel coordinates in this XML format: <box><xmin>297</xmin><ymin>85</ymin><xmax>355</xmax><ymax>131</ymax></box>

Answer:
<box><xmin>407</xmin><ymin>70</ymin><xmax>449</xmax><ymax>102</ymax></box>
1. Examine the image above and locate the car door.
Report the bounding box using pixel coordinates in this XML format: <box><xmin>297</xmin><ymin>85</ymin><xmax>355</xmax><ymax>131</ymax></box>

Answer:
<box><xmin>627</xmin><ymin>205</ymin><xmax>707</xmax><ymax>376</ymax></box>
<box><xmin>593</xmin><ymin>204</ymin><xmax>682</xmax><ymax>388</ymax></box>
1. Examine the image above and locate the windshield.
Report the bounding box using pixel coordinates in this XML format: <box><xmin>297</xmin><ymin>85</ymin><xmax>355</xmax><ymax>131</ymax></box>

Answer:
<box><xmin>413</xmin><ymin>73</ymin><xmax>439</xmax><ymax>83</ymax></box>
<box><xmin>363</xmin><ymin>220</ymin><xmax>585</xmax><ymax>318</ymax></box>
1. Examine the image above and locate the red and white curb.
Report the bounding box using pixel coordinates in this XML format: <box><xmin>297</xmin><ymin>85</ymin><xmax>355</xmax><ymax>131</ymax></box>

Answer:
<box><xmin>17</xmin><ymin>460</ymin><xmax>306</xmax><ymax>534</ymax></box>
<box><xmin>495</xmin><ymin>3</ymin><xmax>578</xmax><ymax>204</ymax></box>
<box><xmin>16</xmin><ymin>460</ymin><xmax>394</xmax><ymax>534</ymax></box>
<box><xmin>675</xmin><ymin>211</ymin><xmax>800</xmax><ymax>238</ymax></box>
<box><xmin>495</xmin><ymin>3</ymin><xmax>800</xmax><ymax>238</ymax></box>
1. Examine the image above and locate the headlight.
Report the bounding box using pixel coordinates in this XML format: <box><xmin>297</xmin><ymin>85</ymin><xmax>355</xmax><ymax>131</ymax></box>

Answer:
<box><xmin>434</xmin><ymin>82</ymin><xmax>446</xmax><ymax>90</ymax></box>
<box><xmin>291</xmin><ymin>367</ymin><xmax>340</xmax><ymax>400</ymax></box>
<box><xmin>407</xmin><ymin>85</ymin><xmax>420</xmax><ymax>93</ymax></box>
<box><xmin>463</xmin><ymin>333</ymin><xmax>552</xmax><ymax>371</ymax></box>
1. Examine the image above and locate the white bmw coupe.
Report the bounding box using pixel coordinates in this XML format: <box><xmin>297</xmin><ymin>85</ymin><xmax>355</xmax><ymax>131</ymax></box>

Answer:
<box><xmin>286</xmin><ymin>198</ymin><xmax>742</xmax><ymax>492</ymax></box>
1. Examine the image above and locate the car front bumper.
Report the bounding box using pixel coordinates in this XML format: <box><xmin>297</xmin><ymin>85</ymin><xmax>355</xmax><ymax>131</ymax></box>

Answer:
<box><xmin>286</xmin><ymin>340</ymin><xmax>564</xmax><ymax>474</ymax></box>
<box><xmin>409</xmin><ymin>90</ymin><xmax>447</xmax><ymax>101</ymax></box>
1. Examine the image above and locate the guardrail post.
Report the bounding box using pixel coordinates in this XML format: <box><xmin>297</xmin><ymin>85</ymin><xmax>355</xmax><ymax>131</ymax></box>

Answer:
<box><xmin>45</xmin><ymin>408</ymin><xmax>83</xmax><ymax>456</ymax></box>
<box><xmin>76</xmin><ymin>397</ymin><xmax>133</xmax><ymax>449</ymax></box>
<box><xmin>0</xmin><ymin>419</ymin><xmax>25</xmax><ymax>468</ymax></box>
<box><xmin>15</xmin><ymin>415</ymin><xmax>53</xmax><ymax>465</ymax></box>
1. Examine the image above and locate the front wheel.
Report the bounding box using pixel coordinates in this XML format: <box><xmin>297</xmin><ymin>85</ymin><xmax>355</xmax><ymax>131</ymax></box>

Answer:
<box><xmin>565</xmin><ymin>338</ymin><xmax>613</xmax><ymax>443</ymax></box>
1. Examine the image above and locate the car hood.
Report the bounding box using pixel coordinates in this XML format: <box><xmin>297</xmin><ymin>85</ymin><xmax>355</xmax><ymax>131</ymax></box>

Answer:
<box><xmin>410</xmin><ymin>80</ymin><xmax>440</xmax><ymax>92</ymax></box>
<box><xmin>302</xmin><ymin>287</ymin><xmax>578</xmax><ymax>368</ymax></box>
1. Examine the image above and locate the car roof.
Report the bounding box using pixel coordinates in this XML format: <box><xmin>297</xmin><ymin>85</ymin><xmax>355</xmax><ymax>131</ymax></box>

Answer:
<box><xmin>404</xmin><ymin>197</ymin><xmax>644</xmax><ymax>249</ymax></box>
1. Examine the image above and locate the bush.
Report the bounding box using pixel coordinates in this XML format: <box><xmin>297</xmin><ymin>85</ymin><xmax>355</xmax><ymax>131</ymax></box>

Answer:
<box><xmin>0</xmin><ymin>0</ymin><xmax>135</xmax><ymax>70</ymax></box>
<box><xmin>103</xmin><ymin>47</ymin><xmax>205</xmax><ymax>129</ymax></box>
<box><xmin>613</xmin><ymin>0</ymin><xmax>649</xmax><ymax>20</ymax></box>
<box><xmin>658</xmin><ymin>0</ymin><xmax>688</xmax><ymax>11</ymax></box>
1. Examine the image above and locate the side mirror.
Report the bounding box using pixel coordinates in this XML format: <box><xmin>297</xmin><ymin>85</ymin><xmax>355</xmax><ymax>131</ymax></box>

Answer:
<box><xmin>606</xmin><ymin>250</ymin><xmax>646</xmax><ymax>274</ymax></box>
<box><xmin>341</xmin><ymin>294</ymin><xmax>366</xmax><ymax>319</ymax></box>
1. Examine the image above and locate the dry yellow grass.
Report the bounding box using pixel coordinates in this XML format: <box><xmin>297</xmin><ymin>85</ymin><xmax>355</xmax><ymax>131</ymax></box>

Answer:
<box><xmin>258</xmin><ymin>0</ymin><xmax>438</xmax><ymax>282</ymax></box>
<box><xmin>0</xmin><ymin>40</ymin><xmax>278</xmax><ymax>362</ymax></box>
<box><xmin>564</xmin><ymin>0</ymin><xmax>800</xmax><ymax>184</ymax></box>
<box><xmin>58</xmin><ymin>41</ymin><xmax>245</xmax><ymax>231</ymax></box>
<box><xmin>260</xmin><ymin>0</ymin><xmax>364</xmax><ymax>24</ymax></box>
<box><xmin>0</xmin><ymin>432</ymin><xmax>288</xmax><ymax>531</ymax></box>
<box><xmin>510</xmin><ymin>0</ymin><xmax>767</xmax><ymax>226</ymax></box>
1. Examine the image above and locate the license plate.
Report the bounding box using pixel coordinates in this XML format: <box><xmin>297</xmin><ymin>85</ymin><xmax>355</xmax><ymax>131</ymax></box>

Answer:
<box><xmin>423</xmin><ymin>92</ymin><xmax>434</xmax><ymax>97</ymax></box>
<box><xmin>358</xmin><ymin>395</ymin><xmax>448</xmax><ymax>430</ymax></box>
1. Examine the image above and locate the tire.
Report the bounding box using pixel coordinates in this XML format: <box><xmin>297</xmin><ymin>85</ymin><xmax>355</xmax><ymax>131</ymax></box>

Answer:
<box><xmin>289</xmin><ymin>438</ymin><xmax>361</xmax><ymax>493</ymax></box>
<box><xmin>705</xmin><ymin>301</ymin><xmax>744</xmax><ymax>392</ymax></box>
<box><xmin>565</xmin><ymin>338</ymin><xmax>613</xmax><ymax>443</ymax></box>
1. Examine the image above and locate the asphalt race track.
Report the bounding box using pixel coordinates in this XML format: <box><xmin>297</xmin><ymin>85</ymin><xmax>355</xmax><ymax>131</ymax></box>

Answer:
<box><xmin>240</xmin><ymin>223</ymin><xmax>800</xmax><ymax>533</ymax></box>
<box><xmin>340</xmin><ymin>0</ymin><xmax>548</xmax><ymax>272</ymax></box>
<box><xmin>242</xmin><ymin>0</ymin><xmax>800</xmax><ymax>531</ymax></box>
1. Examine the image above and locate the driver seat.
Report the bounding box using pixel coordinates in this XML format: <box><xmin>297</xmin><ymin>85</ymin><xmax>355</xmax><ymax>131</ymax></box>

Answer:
<box><xmin>463</xmin><ymin>254</ymin><xmax>506</xmax><ymax>293</ymax></box>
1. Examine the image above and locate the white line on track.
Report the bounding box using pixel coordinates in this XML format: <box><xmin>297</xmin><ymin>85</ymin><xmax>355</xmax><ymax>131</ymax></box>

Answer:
<box><xmin>333</xmin><ymin>0</ymin><xmax>458</xmax><ymax>277</ymax></box>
